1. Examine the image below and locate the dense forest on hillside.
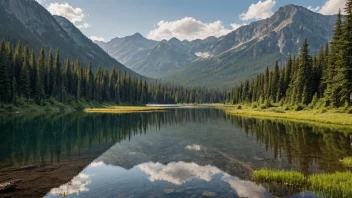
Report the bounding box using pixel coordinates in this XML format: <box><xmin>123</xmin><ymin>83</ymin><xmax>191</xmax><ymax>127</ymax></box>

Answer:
<box><xmin>226</xmin><ymin>5</ymin><xmax>352</xmax><ymax>111</ymax></box>
<box><xmin>0</xmin><ymin>41</ymin><xmax>224</xmax><ymax>108</ymax></box>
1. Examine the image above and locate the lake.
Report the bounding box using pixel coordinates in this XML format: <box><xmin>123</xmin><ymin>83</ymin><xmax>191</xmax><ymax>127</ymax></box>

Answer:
<box><xmin>0</xmin><ymin>107</ymin><xmax>351</xmax><ymax>197</ymax></box>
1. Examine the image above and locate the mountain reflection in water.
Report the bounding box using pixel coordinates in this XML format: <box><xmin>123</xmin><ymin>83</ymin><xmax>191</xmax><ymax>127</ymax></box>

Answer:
<box><xmin>0</xmin><ymin>108</ymin><xmax>351</xmax><ymax>197</ymax></box>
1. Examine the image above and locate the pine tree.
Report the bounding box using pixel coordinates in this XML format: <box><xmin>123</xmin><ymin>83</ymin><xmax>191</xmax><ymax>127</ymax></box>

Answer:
<box><xmin>293</xmin><ymin>39</ymin><xmax>312</xmax><ymax>104</ymax></box>
<box><xmin>38</xmin><ymin>45</ymin><xmax>46</xmax><ymax>96</ymax></box>
<box><xmin>271</xmin><ymin>61</ymin><xmax>280</xmax><ymax>102</ymax></box>
<box><xmin>12</xmin><ymin>41</ymin><xmax>22</xmax><ymax>82</ymax></box>
<box><xmin>53</xmin><ymin>49</ymin><xmax>63</xmax><ymax>101</ymax></box>
<box><xmin>47</xmin><ymin>49</ymin><xmax>54</xmax><ymax>96</ymax></box>
<box><xmin>19</xmin><ymin>46</ymin><xmax>31</xmax><ymax>99</ymax></box>
<box><xmin>324</xmin><ymin>11</ymin><xmax>344</xmax><ymax>107</ymax></box>
<box><xmin>29</xmin><ymin>50</ymin><xmax>37</xmax><ymax>97</ymax></box>
<box><xmin>342</xmin><ymin>1</ymin><xmax>352</xmax><ymax>104</ymax></box>
<box><xmin>86</xmin><ymin>61</ymin><xmax>94</xmax><ymax>100</ymax></box>
<box><xmin>0</xmin><ymin>41</ymin><xmax>10</xmax><ymax>102</ymax></box>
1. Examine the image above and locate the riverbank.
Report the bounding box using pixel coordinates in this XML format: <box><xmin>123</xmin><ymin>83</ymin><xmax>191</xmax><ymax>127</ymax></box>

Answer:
<box><xmin>212</xmin><ymin>104</ymin><xmax>352</xmax><ymax>126</ymax></box>
<box><xmin>84</xmin><ymin>106</ymin><xmax>167</xmax><ymax>114</ymax></box>
<box><xmin>0</xmin><ymin>98</ymin><xmax>146</xmax><ymax>113</ymax></box>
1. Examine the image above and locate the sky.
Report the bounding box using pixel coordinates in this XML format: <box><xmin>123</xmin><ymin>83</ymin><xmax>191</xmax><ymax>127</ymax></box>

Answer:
<box><xmin>36</xmin><ymin>0</ymin><xmax>346</xmax><ymax>42</ymax></box>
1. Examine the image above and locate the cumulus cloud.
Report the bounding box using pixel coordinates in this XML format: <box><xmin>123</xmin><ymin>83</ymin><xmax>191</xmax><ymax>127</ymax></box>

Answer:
<box><xmin>48</xmin><ymin>173</ymin><xmax>90</xmax><ymax>196</ymax></box>
<box><xmin>89</xmin><ymin>36</ymin><xmax>105</xmax><ymax>42</ymax></box>
<box><xmin>185</xmin><ymin>144</ymin><xmax>201</xmax><ymax>151</ymax></box>
<box><xmin>138</xmin><ymin>161</ymin><xmax>273</xmax><ymax>198</ymax></box>
<box><xmin>146</xmin><ymin>17</ymin><xmax>244</xmax><ymax>41</ymax></box>
<box><xmin>47</xmin><ymin>3</ymin><xmax>91</xmax><ymax>28</ymax></box>
<box><xmin>309</xmin><ymin>0</ymin><xmax>346</xmax><ymax>15</ymax></box>
<box><xmin>89</xmin><ymin>161</ymin><xmax>106</xmax><ymax>167</ymax></box>
<box><xmin>139</xmin><ymin>162</ymin><xmax>219</xmax><ymax>185</ymax></box>
<box><xmin>240</xmin><ymin>0</ymin><xmax>276</xmax><ymax>21</ymax></box>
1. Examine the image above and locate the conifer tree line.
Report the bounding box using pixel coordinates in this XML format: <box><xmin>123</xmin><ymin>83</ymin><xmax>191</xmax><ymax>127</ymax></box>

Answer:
<box><xmin>226</xmin><ymin>3</ymin><xmax>352</xmax><ymax>109</ymax></box>
<box><xmin>0</xmin><ymin>41</ymin><xmax>223</xmax><ymax>105</ymax></box>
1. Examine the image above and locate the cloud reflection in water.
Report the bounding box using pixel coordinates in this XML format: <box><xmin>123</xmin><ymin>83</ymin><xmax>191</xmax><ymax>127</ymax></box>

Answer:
<box><xmin>138</xmin><ymin>161</ymin><xmax>273</xmax><ymax>198</ymax></box>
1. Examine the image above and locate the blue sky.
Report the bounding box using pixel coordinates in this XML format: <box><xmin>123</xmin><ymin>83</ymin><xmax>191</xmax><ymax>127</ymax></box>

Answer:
<box><xmin>37</xmin><ymin>0</ymin><xmax>344</xmax><ymax>42</ymax></box>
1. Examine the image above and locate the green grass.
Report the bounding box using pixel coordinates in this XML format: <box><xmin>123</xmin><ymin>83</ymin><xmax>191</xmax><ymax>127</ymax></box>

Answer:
<box><xmin>342</xmin><ymin>157</ymin><xmax>352</xmax><ymax>167</ymax></box>
<box><xmin>84</xmin><ymin>106</ymin><xmax>166</xmax><ymax>114</ymax></box>
<box><xmin>308</xmin><ymin>172</ymin><xmax>352</xmax><ymax>198</ymax></box>
<box><xmin>0</xmin><ymin>98</ymin><xmax>144</xmax><ymax>113</ymax></box>
<box><xmin>252</xmin><ymin>169</ymin><xmax>306</xmax><ymax>187</ymax></box>
<box><xmin>214</xmin><ymin>103</ymin><xmax>352</xmax><ymax>126</ymax></box>
<box><xmin>252</xmin><ymin>169</ymin><xmax>352</xmax><ymax>198</ymax></box>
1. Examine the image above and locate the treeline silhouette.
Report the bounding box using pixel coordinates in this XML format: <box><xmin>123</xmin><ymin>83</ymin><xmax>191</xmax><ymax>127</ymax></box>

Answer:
<box><xmin>0</xmin><ymin>42</ymin><xmax>224</xmax><ymax>105</ymax></box>
<box><xmin>226</xmin><ymin>3</ymin><xmax>352</xmax><ymax>109</ymax></box>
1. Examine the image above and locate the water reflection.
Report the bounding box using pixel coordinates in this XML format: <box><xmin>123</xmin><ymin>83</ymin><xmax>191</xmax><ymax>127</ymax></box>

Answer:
<box><xmin>0</xmin><ymin>108</ymin><xmax>352</xmax><ymax>197</ymax></box>
<box><xmin>46</xmin><ymin>161</ymin><xmax>273</xmax><ymax>198</ymax></box>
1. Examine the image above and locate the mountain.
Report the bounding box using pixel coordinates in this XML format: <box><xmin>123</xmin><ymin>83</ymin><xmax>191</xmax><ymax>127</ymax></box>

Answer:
<box><xmin>0</xmin><ymin>0</ymin><xmax>140</xmax><ymax>76</ymax></box>
<box><xmin>164</xmin><ymin>4</ymin><xmax>337</xmax><ymax>88</ymax></box>
<box><xmin>97</xmin><ymin>35</ymin><xmax>197</xmax><ymax>78</ymax></box>
<box><xmin>96</xmin><ymin>33</ymin><xmax>158</xmax><ymax>65</ymax></box>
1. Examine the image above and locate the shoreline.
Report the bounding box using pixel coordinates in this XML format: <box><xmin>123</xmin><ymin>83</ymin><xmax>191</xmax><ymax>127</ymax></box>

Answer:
<box><xmin>221</xmin><ymin>106</ymin><xmax>352</xmax><ymax>127</ymax></box>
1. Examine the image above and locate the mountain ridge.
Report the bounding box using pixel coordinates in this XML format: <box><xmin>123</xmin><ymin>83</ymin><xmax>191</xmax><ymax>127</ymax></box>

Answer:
<box><xmin>0</xmin><ymin>0</ymin><xmax>141</xmax><ymax>77</ymax></box>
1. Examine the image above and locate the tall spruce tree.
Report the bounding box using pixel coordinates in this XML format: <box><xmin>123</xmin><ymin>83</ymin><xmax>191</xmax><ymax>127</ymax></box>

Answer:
<box><xmin>0</xmin><ymin>41</ymin><xmax>10</xmax><ymax>102</ymax></box>
<box><xmin>324</xmin><ymin>11</ymin><xmax>344</xmax><ymax>107</ymax></box>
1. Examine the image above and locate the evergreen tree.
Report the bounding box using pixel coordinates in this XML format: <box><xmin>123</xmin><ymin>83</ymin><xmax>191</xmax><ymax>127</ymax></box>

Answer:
<box><xmin>324</xmin><ymin>11</ymin><xmax>344</xmax><ymax>107</ymax></box>
<box><xmin>19</xmin><ymin>46</ymin><xmax>31</xmax><ymax>99</ymax></box>
<box><xmin>0</xmin><ymin>41</ymin><xmax>10</xmax><ymax>102</ymax></box>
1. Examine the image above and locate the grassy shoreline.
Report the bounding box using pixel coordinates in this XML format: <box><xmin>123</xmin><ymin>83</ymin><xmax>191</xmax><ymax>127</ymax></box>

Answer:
<box><xmin>252</xmin><ymin>169</ymin><xmax>352</xmax><ymax>198</ymax></box>
<box><xmin>213</xmin><ymin>104</ymin><xmax>352</xmax><ymax>126</ymax></box>
<box><xmin>84</xmin><ymin>106</ymin><xmax>167</xmax><ymax>114</ymax></box>
<box><xmin>0</xmin><ymin>99</ymin><xmax>148</xmax><ymax>113</ymax></box>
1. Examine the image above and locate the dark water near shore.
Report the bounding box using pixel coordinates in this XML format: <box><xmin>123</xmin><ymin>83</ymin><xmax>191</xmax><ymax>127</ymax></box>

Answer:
<box><xmin>0</xmin><ymin>108</ymin><xmax>351</xmax><ymax>197</ymax></box>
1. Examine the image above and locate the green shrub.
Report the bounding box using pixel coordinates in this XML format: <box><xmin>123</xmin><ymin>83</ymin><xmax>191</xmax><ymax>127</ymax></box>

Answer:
<box><xmin>236</xmin><ymin>105</ymin><xmax>242</xmax><ymax>110</ymax></box>
<box><xmin>294</xmin><ymin>104</ymin><xmax>305</xmax><ymax>111</ymax></box>
<box><xmin>342</xmin><ymin>157</ymin><xmax>352</xmax><ymax>167</ymax></box>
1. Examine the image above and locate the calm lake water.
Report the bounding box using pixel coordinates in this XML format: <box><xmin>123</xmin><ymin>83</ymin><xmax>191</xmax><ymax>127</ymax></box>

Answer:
<box><xmin>0</xmin><ymin>107</ymin><xmax>351</xmax><ymax>197</ymax></box>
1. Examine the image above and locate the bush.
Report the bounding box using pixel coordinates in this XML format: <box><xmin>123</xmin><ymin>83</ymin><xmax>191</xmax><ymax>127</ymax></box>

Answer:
<box><xmin>236</xmin><ymin>105</ymin><xmax>242</xmax><ymax>110</ymax></box>
<box><xmin>347</xmin><ymin>108</ymin><xmax>352</xmax><ymax>114</ymax></box>
<box><xmin>294</xmin><ymin>104</ymin><xmax>305</xmax><ymax>111</ymax></box>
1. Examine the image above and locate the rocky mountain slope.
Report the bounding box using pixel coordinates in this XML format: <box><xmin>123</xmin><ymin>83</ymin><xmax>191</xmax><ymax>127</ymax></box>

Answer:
<box><xmin>97</xmin><ymin>35</ymin><xmax>199</xmax><ymax>78</ymax></box>
<box><xmin>165</xmin><ymin>4</ymin><xmax>336</xmax><ymax>88</ymax></box>
<box><xmin>0</xmin><ymin>0</ymin><xmax>140</xmax><ymax>76</ymax></box>
<box><xmin>98</xmin><ymin>5</ymin><xmax>335</xmax><ymax>87</ymax></box>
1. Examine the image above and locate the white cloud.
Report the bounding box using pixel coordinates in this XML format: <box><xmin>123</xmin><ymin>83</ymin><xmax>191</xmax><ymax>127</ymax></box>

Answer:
<box><xmin>240</xmin><ymin>0</ymin><xmax>276</xmax><ymax>21</ymax></box>
<box><xmin>48</xmin><ymin>173</ymin><xmax>90</xmax><ymax>196</ymax></box>
<box><xmin>89</xmin><ymin>161</ymin><xmax>105</xmax><ymax>167</ymax></box>
<box><xmin>185</xmin><ymin>144</ymin><xmax>201</xmax><ymax>151</ymax></box>
<box><xmin>147</xmin><ymin>17</ymin><xmax>243</xmax><ymax>41</ymax></box>
<box><xmin>89</xmin><ymin>36</ymin><xmax>105</xmax><ymax>42</ymax></box>
<box><xmin>138</xmin><ymin>161</ymin><xmax>273</xmax><ymax>198</ymax></box>
<box><xmin>309</xmin><ymin>0</ymin><xmax>347</xmax><ymax>15</ymax></box>
<box><xmin>47</xmin><ymin>3</ymin><xmax>91</xmax><ymax>28</ymax></box>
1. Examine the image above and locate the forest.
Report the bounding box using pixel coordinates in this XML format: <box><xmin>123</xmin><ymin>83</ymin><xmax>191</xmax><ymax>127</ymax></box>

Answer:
<box><xmin>0</xmin><ymin>3</ymin><xmax>352</xmax><ymax>111</ymax></box>
<box><xmin>0</xmin><ymin>41</ymin><xmax>224</xmax><ymax>107</ymax></box>
<box><xmin>226</xmin><ymin>7</ymin><xmax>352</xmax><ymax>110</ymax></box>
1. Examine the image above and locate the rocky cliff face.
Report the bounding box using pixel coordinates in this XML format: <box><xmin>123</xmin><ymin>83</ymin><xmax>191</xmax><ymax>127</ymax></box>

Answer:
<box><xmin>164</xmin><ymin>5</ymin><xmax>336</xmax><ymax>88</ymax></box>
